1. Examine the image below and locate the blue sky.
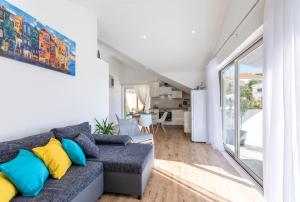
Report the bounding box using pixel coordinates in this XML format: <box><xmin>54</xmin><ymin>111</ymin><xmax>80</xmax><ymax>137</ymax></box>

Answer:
<box><xmin>0</xmin><ymin>0</ymin><xmax>76</xmax><ymax>55</ymax></box>
<box><xmin>225</xmin><ymin>64</ymin><xmax>263</xmax><ymax>76</ymax></box>
<box><xmin>240</xmin><ymin>64</ymin><xmax>263</xmax><ymax>74</ymax></box>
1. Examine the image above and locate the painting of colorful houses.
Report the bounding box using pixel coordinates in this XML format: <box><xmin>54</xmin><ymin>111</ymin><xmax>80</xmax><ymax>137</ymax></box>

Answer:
<box><xmin>0</xmin><ymin>0</ymin><xmax>76</xmax><ymax>76</ymax></box>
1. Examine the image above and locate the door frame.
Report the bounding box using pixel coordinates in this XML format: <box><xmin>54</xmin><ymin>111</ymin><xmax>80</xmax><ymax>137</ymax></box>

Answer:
<box><xmin>220</xmin><ymin>37</ymin><xmax>263</xmax><ymax>187</ymax></box>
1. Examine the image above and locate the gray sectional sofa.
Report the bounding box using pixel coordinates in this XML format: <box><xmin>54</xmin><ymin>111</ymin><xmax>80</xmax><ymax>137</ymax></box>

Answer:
<box><xmin>0</xmin><ymin>122</ymin><xmax>154</xmax><ymax>201</ymax></box>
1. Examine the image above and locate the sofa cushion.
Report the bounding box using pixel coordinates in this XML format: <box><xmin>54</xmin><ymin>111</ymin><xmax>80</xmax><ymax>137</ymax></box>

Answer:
<box><xmin>12</xmin><ymin>161</ymin><xmax>103</xmax><ymax>202</ymax></box>
<box><xmin>90</xmin><ymin>143</ymin><xmax>153</xmax><ymax>174</ymax></box>
<box><xmin>74</xmin><ymin>134</ymin><xmax>100</xmax><ymax>158</ymax></box>
<box><xmin>0</xmin><ymin>132</ymin><xmax>54</xmax><ymax>163</ymax></box>
<box><xmin>62</xmin><ymin>138</ymin><xmax>86</xmax><ymax>166</ymax></box>
<box><xmin>51</xmin><ymin>122</ymin><xmax>95</xmax><ymax>143</ymax></box>
<box><xmin>93</xmin><ymin>134</ymin><xmax>132</xmax><ymax>146</ymax></box>
<box><xmin>0</xmin><ymin>149</ymin><xmax>49</xmax><ymax>197</ymax></box>
<box><xmin>0</xmin><ymin>172</ymin><xmax>18</xmax><ymax>202</ymax></box>
<box><xmin>32</xmin><ymin>138</ymin><xmax>72</xmax><ymax>180</ymax></box>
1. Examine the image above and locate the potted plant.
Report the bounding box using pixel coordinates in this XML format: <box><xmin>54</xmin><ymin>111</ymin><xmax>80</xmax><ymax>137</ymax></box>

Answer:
<box><xmin>94</xmin><ymin>118</ymin><xmax>114</xmax><ymax>135</ymax></box>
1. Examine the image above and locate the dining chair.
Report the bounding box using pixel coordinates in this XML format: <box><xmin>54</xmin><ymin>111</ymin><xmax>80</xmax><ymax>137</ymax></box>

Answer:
<box><xmin>118</xmin><ymin>118</ymin><xmax>153</xmax><ymax>144</ymax></box>
<box><xmin>115</xmin><ymin>113</ymin><xmax>120</xmax><ymax>122</ymax></box>
<box><xmin>153</xmin><ymin>112</ymin><xmax>168</xmax><ymax>135</ymax></box>
<box><xmin>139</xmin><ymin>114</ymin><xmax>153</xmax><ymax>133</ymax></box>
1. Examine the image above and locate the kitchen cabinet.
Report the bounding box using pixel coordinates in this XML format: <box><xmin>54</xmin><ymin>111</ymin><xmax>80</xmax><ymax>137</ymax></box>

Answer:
<box><xmin>159</xmin><ymin>87</ymin><xmax>172</xmax><ymax>96</ymax></box>
<box><xmin>171</xmin><ymin>90</ymin><xmax>182</xmax><ymax>99</ymax></box>
<box><xmin>163</xmin><ymin>109</ymin><xmax>184</xmax><ymax>126</ymax></box>
<box><xmin>150</xmin><ymin>82</ymin><xmax>160</xmax><ymax>97</ymax></box>
<box><xmin>184</xmin><ymin>111</ymin><xmax>191</xmax><ymax>133</ymax></box>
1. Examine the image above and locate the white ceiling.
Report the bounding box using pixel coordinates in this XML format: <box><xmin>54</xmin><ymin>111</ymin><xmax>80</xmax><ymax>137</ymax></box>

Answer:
<box><xmin>68</xmin><ymin>0</ymin><xmax>230</xmax><ymax>73</ymax></box>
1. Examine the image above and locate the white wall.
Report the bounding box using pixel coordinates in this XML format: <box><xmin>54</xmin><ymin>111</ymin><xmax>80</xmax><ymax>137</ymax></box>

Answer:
<box><xmin>106</xmin><ymin>56</ymin><xmax>159</xmax><ymax>123</ymax></box>
<box><xmin>0</xmin><ymin>0</ymin><xmax>109</xmax><ymax>141</ymax></box>
<box><xmin>107</xmin><ymin>58</ymin><xmax>123</xmax><ymax>124</ymax></box>
<box><xmin>161</xmin><ymin>71</ymin><xmax>205</xmax><ymax>89</ymax></box>
<box><xmin>215</xmin><ymin>0</ymin><xmax>264</xmax><ymax>63</ymax></box>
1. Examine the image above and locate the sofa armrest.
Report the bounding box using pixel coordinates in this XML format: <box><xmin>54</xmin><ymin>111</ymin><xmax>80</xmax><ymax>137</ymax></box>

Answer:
<box><xmin>92</xmin><ymin>134</ymin><xmax>132</xmax><ymax>146</ymax></box>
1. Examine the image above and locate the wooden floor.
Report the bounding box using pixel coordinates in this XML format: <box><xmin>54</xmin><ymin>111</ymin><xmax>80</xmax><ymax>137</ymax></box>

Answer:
<box><xmin>99</xmin><ymin>127</ymin><xmax>263</xmax><ymax>202</ymax></box>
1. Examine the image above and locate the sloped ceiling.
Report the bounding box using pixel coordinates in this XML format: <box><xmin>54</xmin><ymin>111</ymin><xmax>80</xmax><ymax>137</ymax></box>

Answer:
<box><xmin>68</xmin><ymin>0</ymin><xmax>230</xmax><ymax>88</ymax></box>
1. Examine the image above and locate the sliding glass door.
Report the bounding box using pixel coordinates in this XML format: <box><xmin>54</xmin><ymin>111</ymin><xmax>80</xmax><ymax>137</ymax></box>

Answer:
<box><xmin>221</xmin><ymin>64</ymin><xmax>235</xmax><ymax>155</ymax></box>
<box><xmin>221</xmin><ymin>39</ymin><xmax>263</xmax><ymax>185</ymax></box>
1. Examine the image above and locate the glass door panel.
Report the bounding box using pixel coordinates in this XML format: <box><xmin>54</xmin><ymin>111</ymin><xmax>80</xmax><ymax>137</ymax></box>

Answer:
<box><xmin>238</xmin><ymin>44</ymin><xmax>263</xmax><ymax>180</ymax></box>
<box><xmin>221</xmin><ymin>65</ymin><xmax>235</xmax><ymax>154</ymax></box>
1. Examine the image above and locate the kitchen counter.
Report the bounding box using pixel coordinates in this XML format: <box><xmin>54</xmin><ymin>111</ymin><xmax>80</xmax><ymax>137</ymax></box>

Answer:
<box><xmin>150</xmin><ymin>107</ymin><xmax>189</xmax><ymax>110</ymax></box>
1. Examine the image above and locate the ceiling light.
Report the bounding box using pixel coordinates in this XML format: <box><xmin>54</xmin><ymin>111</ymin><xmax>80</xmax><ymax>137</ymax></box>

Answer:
<box><xmin>192</xmin><ymin>30</ymin><xmax>196</xmax><ymax>34</ymax></box>
<box><xmin>142</xmin><ymin>35</ymin><xmax>147</xmax><ymax>39</ymax></box>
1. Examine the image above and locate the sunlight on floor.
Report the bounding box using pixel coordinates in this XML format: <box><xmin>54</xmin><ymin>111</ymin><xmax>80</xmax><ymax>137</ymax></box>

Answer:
<box><xmin>154</xmin><ymin>159</ymin><xmax>263</xmax><ymax>202</ymax></box>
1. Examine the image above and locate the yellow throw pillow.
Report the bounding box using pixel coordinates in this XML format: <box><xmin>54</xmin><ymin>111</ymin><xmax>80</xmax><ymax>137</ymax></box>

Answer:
<box><xmin>0</xmin><ymin>172</ymin><xmax>18</xmax><ymax>201</ymax></box>
<box><xmin>33</xmin><ymin>138</ymin><xmax>72</xmax><ymax>179</ymax></box>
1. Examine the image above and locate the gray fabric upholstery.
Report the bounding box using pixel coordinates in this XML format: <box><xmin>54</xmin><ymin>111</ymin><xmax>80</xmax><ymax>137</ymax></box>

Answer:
<box><xmin>104</xmin><ymin>150</ymin><xmax>154</xmax><ymax>198</ymax></box>
<box><xmin>12</xmin><ymin>161</ymin><xmax>103</xmax><ymax>202</ymax></box>
<box><xmin>118</xmin><ymin>119</ymin><xmax>153</xmax><ymax>143</ymax></box>
<box><xmin>51</xmin><ymin>122</ymin><xmax>95</xmax><ymax>143</ymax></box>
<box><xmin>89</xmin><ymin>143</ymin><xmax>154</xmax><ymax>174</ymax></box>
<box><xmin>71</xmin><ymin>174</ymin><xmax>103</xmax><ymax>202</ymax></box>
<box><xmin>74</xmin><ymin>134</ymin><xmax>100</xmax><ymax>158</ymax></box>
<box><xmin>0</xmin><ymin>132</ymin><xmax>54</xmax><ymax>163</ymax></box>
<box><xmin>93</xmin><ymin>134</ymin><xmax>132</xmax><ymax>145</ymax></box>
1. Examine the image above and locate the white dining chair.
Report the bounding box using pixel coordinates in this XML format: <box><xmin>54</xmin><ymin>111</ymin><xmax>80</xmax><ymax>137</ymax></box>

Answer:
<box><xmin>139</xmin><ymin>114</ymin><xmax>153</xmax><ymax>133</ymax></box>
<box><xmin>118</xmin><ymin>119</ymin><xmax>153</xmax><ymax>144</ymax></box>
<box><xmin>153</xmin><ymin>112</ymin><xmax>168</xmax><ymax>135</ymax></box>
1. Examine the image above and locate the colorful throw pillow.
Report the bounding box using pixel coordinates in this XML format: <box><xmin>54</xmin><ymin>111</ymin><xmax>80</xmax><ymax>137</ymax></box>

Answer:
<box><xmin>62</xmin><ymin>138</ymin><xmax>86</xmax><ymax>166</ymax></box>
<box><xmin>74</xmin><ymin>133</ymin><xmax>100</xmax><ymax>158</ymax></box>
<box><xmin>32</xmin><ymin>138</ymin><xmax>72</xmax><ymax>179</ymax></box>
<box><xmin>0</xmin><ymin>172</ymin><xmax>18</xmax><ymax>201</ymax></box>
<box><xmin>0</xmin><ymin>149</ymin><xmax>49</xmax><ymax>197</ymax></box>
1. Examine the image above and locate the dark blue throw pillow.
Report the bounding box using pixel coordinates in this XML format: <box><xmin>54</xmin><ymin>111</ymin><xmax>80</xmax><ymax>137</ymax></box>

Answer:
<box><xmin>74</xmin><ymin>133</ymin><xmax>99</xmax><ymax>158</ymax></box>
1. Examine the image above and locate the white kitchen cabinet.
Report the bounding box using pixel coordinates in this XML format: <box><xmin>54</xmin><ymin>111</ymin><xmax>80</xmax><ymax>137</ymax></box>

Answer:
<box><xmin>150</xmin><ymin>82</ymin><xmax>160</xmax><ymax>97</ymax></box>
<box><xmin>159</xmin><ymin>87</ymin><xmax>172</xmax><ymax>95</ymax></box>
<box><xmin>171</xmin><ymin>109</ymin><xmax>184</xmax><ymax>125</ymax></box>
<box><xmin>171</xmin><ymin>90</ymin><xmax>182</xmax><ymax>99</ymax></box>
<box><xmin>184</xmin><ymin>111</ymin><xmax>191</xmax><ymax>133</ymax></box>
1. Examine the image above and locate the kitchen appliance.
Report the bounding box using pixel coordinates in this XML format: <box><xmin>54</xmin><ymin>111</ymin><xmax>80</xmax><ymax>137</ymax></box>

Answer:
<box><xmin>191</xmin><ymin>90</ymin><xmax>207</xmax><ymax>142</ymax></box>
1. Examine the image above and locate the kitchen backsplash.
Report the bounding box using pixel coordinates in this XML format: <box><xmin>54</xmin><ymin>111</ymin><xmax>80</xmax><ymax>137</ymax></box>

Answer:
<box><xmin>151</xmin><ymin>97</ymin><xmax>190</xmax><ymax>109</ymax></box>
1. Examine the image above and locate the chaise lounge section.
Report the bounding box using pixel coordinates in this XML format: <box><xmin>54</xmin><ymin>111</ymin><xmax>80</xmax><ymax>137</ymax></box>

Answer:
<box><xmin>94</xmin><ymin>142</ymin><xmax>154</xmax><ymax>199</ymax></box>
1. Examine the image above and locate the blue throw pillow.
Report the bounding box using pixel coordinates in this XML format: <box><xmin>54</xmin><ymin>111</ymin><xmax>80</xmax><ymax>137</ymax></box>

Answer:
<box><xmin>62</xmin><ymin>138</ymin><xmax>86</xmax><ymax>166</ymax></box>
<box><xmin>0</xmin><ymin>149</ymin><xmax>49</xmax><ymax>197</ymax></box>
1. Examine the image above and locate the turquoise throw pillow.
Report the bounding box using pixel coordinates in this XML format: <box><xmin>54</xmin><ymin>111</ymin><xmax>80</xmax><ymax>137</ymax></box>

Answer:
<box><xmin>0</xmin><ymin>149</ymin><xmax>49</xmax><ymax>196</ymax></box>
<box><xmin>62</xmin><ymin>138</ymin><xmax>86</xmax><ymax>166</ymax></box>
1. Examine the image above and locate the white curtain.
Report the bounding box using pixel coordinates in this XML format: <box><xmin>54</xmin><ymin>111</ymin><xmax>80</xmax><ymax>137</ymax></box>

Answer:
<box><xmin>206</xmin><ymin>59</ymin><xmax>224</xmax><ymax>151</ymax></box>
<box><xmin>263</xmin><ymin>0</ymin><xmax>300</xmax><ymax>201</ymax></box>
<box><xmin>134</xmin><ymin>84</ymin><xmax>150</xmax><ymax>112</ymax></box>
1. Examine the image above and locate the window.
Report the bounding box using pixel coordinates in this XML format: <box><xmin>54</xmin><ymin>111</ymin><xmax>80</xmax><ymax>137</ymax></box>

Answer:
<box><xmin>124</xmin><ymin>88</ymin><xmax>143</xmax><ymax>115</ymax></box>
<box><xmin>220</xmin><ymin>38</ymin><xmax>263</xmax><ymax>186</ymax></box>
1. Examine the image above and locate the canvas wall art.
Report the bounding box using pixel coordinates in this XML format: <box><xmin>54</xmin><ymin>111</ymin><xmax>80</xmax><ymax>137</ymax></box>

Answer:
<box><xmin>0</xmin><ymin>0</ymin><xmax>76</xmax><ymax>76</ymax></box>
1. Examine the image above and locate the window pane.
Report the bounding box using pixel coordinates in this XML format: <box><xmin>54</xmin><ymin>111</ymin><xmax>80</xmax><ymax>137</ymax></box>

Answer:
<box><xmin>222</xmin><ymin>65</ymin><xmax>235</xmax><ymax>154</ymax></box>
<box><xmin>238</xmin><ymin>45</ymin><xmax>263</xmax><ymax>179</ymax></box>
